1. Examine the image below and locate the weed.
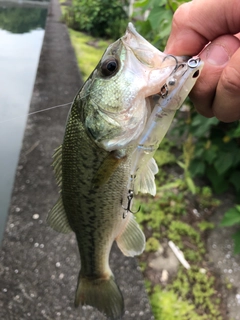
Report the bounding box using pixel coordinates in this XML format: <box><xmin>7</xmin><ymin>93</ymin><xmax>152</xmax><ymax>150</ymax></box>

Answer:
<box><xmin>145</xmin><ymin>237</ymin><xmax>161</xmax><ymax>252</ymax></box>
<box><xmin>135</xmin><ymin>136</ymin><xmax>223</xmax><ymax>319</ymax></box>
<box><xmin>150</xmin><ymin>287</ymin><xmax>203</xmax><ymax>320</ymax></box>
<box><xmin>220</xmin><ymin>205</ymin><xmax>240</xmax><ymax>254</ymax></box>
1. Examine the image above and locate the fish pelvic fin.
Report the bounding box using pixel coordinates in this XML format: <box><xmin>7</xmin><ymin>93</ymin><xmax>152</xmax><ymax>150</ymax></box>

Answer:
<box><xmin>134</xmin><ymin>157</ymin><xmax>158</xmax><ymax>196</ymax></box>
<box><xmin>75</xmin><ymin>275</ymin><xmax>124</xmax><ymax>320</ymax></box>
<box><xmin>116</xmin><ymin>213</ymin><xmax>145</xmax><ymax>257</ymax></box>
<box><xmin>47</xmin><ymin>195</ymin><xmax>72</xmax><ymax>234</ymax></box>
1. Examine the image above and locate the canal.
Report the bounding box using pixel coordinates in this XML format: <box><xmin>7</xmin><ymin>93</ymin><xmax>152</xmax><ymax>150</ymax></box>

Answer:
<box><xmin>0</xmin><ymin>0</ymin><xmax>49</xmax><ymax>243</ymax></box>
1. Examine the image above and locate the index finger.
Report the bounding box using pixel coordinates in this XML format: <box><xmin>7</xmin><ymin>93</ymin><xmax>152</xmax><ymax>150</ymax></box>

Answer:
<box><xmin>165</xmin><ymin>0</ymin><xmax>240</xmax><ymax>56</ymax></box>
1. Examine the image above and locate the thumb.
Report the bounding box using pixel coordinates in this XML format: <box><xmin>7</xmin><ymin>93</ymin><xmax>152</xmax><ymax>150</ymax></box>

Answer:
<box><xmin>189</xmin><ymin>35</ymin><xmax>240</xmax><ymax>119</ymax></box>
<box><xmin>213</xmin><ymin>46</ymin><xmax>240</xmax><ymax>122</ymax></box>
<box><xmin>200</xmin><ymin>42</ymin><xmax>230</xmax><ymax>66</ymax></box>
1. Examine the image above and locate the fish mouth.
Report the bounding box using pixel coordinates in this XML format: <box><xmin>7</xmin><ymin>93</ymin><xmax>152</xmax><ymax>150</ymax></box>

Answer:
<box><xmin>122</xmin><ymin>23</ymin><xmax>189</xmax><ymax>68</ymax></box>
<box><xmin>121</xmin><ymin>22</ymin><xmax>164</xmax><ymax>68</ymax></box>
<box><xmin>125</xmin><ymin>22</ymin><xmax>153</xmax><ymax>50</ymax></box>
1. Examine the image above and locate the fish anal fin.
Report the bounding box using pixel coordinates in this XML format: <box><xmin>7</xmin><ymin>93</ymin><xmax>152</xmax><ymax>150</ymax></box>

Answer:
<box><xmin>75</xmin><ymin>275</ymin><xmax>124</xmax><ymax>320</ymax></box>
<box><xmin>116</xmin><ymin>214</ymin><xmax>145</xmax><ymax>257</ymax></box>
<box><xmin>92</xmin><ymin>151</ymin><xmax>126</xmax><ymax>188</ymax></box>
<box><xmin>47</xmin><ymin>196</ymin><xmax>72</xmax><ymax>234</ymax></box>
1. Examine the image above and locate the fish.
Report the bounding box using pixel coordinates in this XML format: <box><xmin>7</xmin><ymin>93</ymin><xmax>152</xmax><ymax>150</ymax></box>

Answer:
<box><xmin>47</xmin><ymin>22</ymin><xmax>203</xmax><ymax>320</ymax></box>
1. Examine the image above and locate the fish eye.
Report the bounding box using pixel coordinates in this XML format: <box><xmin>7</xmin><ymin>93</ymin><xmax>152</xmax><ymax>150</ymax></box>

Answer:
<box><xmin>101</xmin><ymin>58</ymin><xmax>119</xmax><ymax>77</ymax></box>
<box><xmin>192</xmin><ymin>70</ymin><xmax>200</xmax><ymax>78</ymax></box>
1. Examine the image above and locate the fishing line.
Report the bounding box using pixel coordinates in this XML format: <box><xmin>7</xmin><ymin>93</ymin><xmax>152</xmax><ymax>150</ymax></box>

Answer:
<box><xmin>0</xmin><ymin>101</ymin><xmax>73</xmax><ymax>124</ymax></box>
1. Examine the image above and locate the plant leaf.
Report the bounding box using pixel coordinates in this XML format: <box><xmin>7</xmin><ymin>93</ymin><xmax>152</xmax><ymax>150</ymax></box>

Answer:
<box><xmin>229</xmin><ymin>122</ymin><xmax>240</xmax><ymax>138</ymax></box>
<box><xmin>190</xmin><ymin>115</ymin><xmax>219</xmax><ymax>137</ymax></box>
<box><xmin>229</xmin><ymin>171</ymin><xmax>240</xmax><ymax>193</ymax></box>
<box><xmin>203</xmin><ymin>147</ymin><xmax>217</xmax><ymax>164</ymax></box>
<box><xmin>220</xmin><ymin>207</ymin><xmax>240</xmax><ymax>227</ymax></box>
<box><xmin>186</xmin><ymin>177</ymin><xmax>196</xmax><ymax>194</ymax></box>
<box><xmin>214</xmin><ymin>152</ymin><xmax>234</xmax><ymax>175</ymax></box>
<box><xmin>148</xmin><ymin>7</ymin><xmax>172</xmax><ymax>31</ymax></box>
<box><xmin>189</xmin><ymin>160</ymin><xmax>205</xmax><ymax>176</ymax></box>
<box><xmin>177</xmin><ymin>161</ymin><xmax>185</xmax><ymax>170</ymax></box>
<box><xmin>232</xmin><ymin>231</ymin><xmax>240</xmax><ymax>254</ymax></box>
<box><xmin>206</xmin><ymin>167</ymin><xmax>228</xmax><ymax>194</ymax></box>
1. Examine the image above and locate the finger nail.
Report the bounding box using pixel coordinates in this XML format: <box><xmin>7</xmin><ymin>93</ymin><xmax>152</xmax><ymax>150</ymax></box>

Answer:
<box><xmin>201</xmin><ymin>44</ymin><xmax>230</xmax><ymax>66</ymax></box>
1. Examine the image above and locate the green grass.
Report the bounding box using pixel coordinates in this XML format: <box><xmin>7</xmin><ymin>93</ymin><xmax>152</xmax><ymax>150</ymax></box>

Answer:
<box><xmin>68</xmin><ymin>29</ymin><xmax>111</xmax><ymax>81</ymax></box>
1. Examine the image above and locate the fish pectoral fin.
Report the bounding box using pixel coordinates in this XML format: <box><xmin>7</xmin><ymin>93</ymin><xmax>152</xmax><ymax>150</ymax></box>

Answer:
<box><xmin>116</xmin><ymin>213</ymin><xmax>145</xmax><ymax>257</ymax></box>
<box><xmin>134</xmin><ymin>157</ymin><xmax>158</xmax><ymax>196</ymax></box>
<box><xmin>47</xmin><ymin>196</ymin><xmax>72</xmax><ymax>234</ymax></box>
<box><xmin>75</xmin><ymin>275</ymin><xmax>124</xmax><ymax>320</ymax></box>
<box><xmin>92</xmin><ymin>151</ymin><xmax>126</xmax><ymax>188</ymax></box>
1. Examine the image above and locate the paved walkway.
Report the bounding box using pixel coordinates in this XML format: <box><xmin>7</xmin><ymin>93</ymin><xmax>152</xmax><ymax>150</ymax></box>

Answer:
<box><xmin>207</xmin><ymin>197</ymin><xmax>240</xmax><ymax>320</ymax></box>
<box><xmin>0</xmin><ymin>0</ymin><xmax>154</xmax><ymax>319</ymax></box>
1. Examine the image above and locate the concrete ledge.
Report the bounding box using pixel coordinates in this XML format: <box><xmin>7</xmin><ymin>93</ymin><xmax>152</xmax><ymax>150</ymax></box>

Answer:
<box><xmin>0</xmin><ymin>0</ymin><xmax>154</xmax><ymax>319</ymax></box>
<box><xmin>0</xmin><ymin>0</ymin><xmax>50</xmax><ymax>8</ymax></box>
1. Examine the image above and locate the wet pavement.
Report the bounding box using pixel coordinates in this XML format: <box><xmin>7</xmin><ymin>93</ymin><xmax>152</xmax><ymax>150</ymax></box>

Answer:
<box><xmin>0</xmin><ymin>0</ymin><xmax>154</xmax><ymax>319</ymax></box>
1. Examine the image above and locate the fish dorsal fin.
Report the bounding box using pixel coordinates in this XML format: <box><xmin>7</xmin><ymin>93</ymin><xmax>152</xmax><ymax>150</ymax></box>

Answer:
<box><xmin>52</xmin><ymin>144</ymin><xmax>63</xmax><ymax>187</ymax></box>
<box><xmin>47</xmin><ymin>196</ymin><xmax>72</xmax><ymax>234</ymax></box>
<box><xmin>134</xmin><ymin>157</ymin><xmax>158</xmax><ymax>196</ymax></box>
<box><xmin>116</xmin><ymin>214</ymin><xmax>145</xmax><ymax>257</ymax></box>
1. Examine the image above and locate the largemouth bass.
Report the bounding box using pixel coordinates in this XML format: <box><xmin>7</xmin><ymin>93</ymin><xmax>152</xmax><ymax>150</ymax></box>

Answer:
<box><xmin>47</xmin><ymin>23</ymin><xmax>203</xmax><ymax>320</ymax></box>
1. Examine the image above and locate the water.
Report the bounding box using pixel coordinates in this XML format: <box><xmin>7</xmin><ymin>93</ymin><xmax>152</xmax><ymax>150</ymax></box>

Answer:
<box><xmin>0</xmin><ymin>2</ymin><xmax>48</xmax><ymax>243</ymax></box>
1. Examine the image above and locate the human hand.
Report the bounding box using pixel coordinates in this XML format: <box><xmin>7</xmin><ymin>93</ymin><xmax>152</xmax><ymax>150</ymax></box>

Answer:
<box><xmin>165</xmin><ymin>0</ymin><xmax>240</xmax><ymax>122</ymax></box>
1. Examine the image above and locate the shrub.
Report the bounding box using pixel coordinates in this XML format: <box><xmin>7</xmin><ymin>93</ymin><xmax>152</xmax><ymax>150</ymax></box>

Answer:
<box><xmin>64</xmin><ymin>0</ymin><xmax>129</xmax><ymax>39</ymax></box>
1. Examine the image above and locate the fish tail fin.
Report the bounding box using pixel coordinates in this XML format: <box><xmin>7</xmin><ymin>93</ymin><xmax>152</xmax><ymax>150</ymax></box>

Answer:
<box><xmin>75</xmin><ymin>274</ymin><xmax>124</xmax><ymax>320</ymax></box>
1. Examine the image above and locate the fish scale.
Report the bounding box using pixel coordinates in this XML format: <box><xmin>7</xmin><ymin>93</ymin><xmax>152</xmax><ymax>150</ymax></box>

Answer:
<box><xmin>62</xmin><ymin>101</ymin><xmax>131</xmax><ymax>279</ymax></box>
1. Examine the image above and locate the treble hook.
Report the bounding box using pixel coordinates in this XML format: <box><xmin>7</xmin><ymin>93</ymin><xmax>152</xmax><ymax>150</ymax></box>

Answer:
<box><xmin>122</xmin><ymin>189</ymin><xmax>141</xmax><ymax>219</ymax></box>
<box><xmin>160</xmin><ymin>83</ymin><xmax>168</xmax><ymax>98</ymax></box>
<box><xmin>163</xmin><ymin>54</ymin><xmax>179</xmax><ymax>74</ymax></box>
